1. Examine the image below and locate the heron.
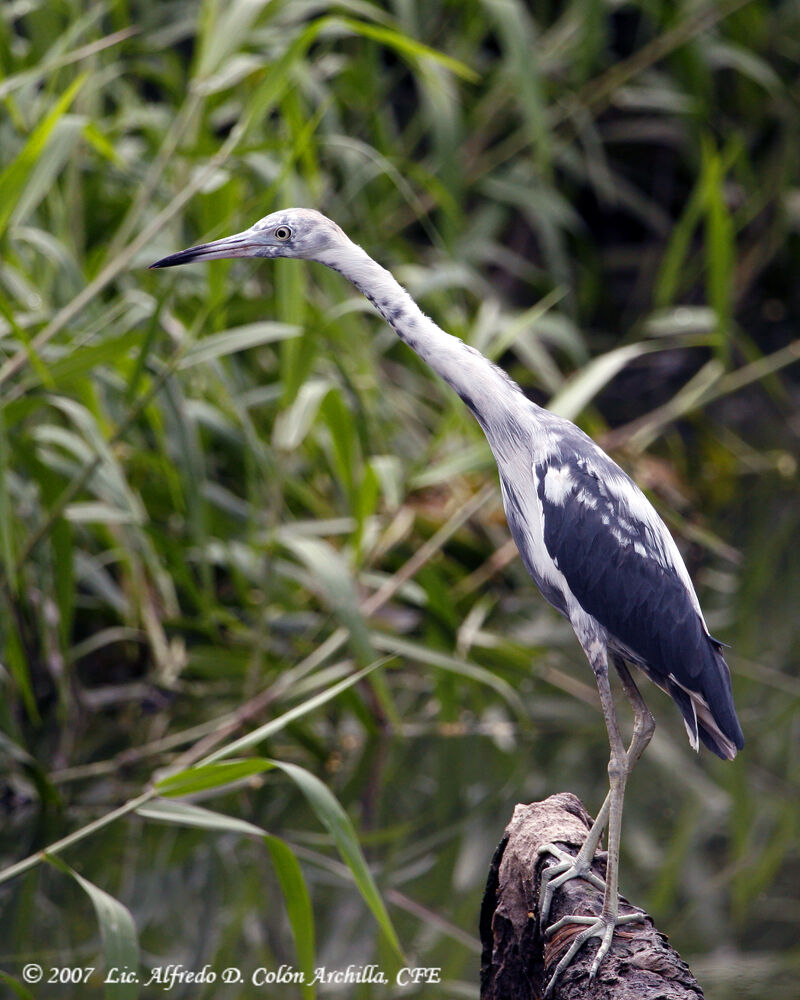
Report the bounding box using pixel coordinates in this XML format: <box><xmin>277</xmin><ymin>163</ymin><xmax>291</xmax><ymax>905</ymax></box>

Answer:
<box><xmin>150</xmin><ymin>208</ymin><xmax>743</xmax><ymax>992</ymax></box>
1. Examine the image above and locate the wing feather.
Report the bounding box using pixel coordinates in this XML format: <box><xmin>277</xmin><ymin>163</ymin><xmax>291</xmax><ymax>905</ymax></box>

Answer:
<box><xmin>533</xmin><ymin>451</ymin><xmax>743</xmax><ymax>759</ymax></box>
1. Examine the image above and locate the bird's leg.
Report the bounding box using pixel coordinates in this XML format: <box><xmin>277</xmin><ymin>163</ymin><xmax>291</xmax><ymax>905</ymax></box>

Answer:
<box><xmin>537</xmin><ymin>655</ymin><xmax>653</xmax><ymax>926</ymax></box>
<box><xmin>612</xmin><ymin>653</ymin><xmax>655</xmax><ymax>770</ymax></box>
<box><xmin>541</xmin><ymin>648</ymin><xmax>647</xmax><ymax>996</ymax></box>
<box><xmin>537</xmin><ymin>795</ymin><xmax>610</xmax><ymax>926</ymax></box>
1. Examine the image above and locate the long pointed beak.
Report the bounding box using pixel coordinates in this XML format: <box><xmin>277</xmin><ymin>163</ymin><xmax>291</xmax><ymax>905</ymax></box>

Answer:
<box><xmin>149</xmin><ymin>229</ymin><xmax>261</xmax><ymax>269</ymax></box>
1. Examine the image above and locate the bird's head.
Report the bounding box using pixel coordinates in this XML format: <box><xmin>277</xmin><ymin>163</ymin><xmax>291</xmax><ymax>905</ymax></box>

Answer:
<box><xmin>149</xmin><ymin>208</ymin><xmax>349</xmax><ymax>269</ymax></box>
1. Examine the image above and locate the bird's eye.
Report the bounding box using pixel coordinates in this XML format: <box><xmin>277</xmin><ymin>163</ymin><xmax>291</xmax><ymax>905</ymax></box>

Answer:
<box><xmin>274</xmin><ymin>226</ymin><xmax>292</xmax><ymax>241</ymax></box>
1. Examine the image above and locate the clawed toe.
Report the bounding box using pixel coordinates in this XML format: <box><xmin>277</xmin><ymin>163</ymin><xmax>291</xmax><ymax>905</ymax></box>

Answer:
<box><xmin>542</xmin><ymin>910</ymin><xmax>645</xmax><ymax>997</ymax></box>
<box><xmin>537</xmin><ymin>843</ymin><xmax>606</xmax><ymax>927</ymax></box>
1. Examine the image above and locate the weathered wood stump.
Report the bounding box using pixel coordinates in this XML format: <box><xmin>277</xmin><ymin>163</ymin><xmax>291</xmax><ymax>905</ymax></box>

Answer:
<box><xmin>480</xmin><ymin>793</ymin><xmax>705</xmax><ymax>1000</ymax></box>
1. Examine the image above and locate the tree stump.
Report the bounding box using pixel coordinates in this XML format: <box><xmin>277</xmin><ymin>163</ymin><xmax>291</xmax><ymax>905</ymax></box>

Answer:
<box><xmin>479</xmin><ymin>793</ymin><xmax>705</xmax><ymax>1000</ymax></box>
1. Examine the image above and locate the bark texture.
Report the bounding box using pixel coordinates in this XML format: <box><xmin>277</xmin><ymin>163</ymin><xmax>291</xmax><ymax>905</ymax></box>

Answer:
<box><xmin>480</xmin><ymin>793</ymin><xmax>705</xmax><ymax>1000</ymax></box>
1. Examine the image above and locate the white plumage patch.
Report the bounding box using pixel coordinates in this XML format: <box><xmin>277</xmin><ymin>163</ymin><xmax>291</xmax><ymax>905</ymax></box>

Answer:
<box><xmin>542</xmin><ymin>465</ymin><xmax>574</xmax><ymax>506</ymax></box>
<box><xmin>669</xmin><ymin>671</ymin><xmax>701</xmax><ymax>752</ymax></box>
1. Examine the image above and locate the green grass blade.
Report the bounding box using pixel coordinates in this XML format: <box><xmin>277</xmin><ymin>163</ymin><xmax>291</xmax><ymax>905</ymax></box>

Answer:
<box><xmin>137</xmin><ymin>797</ymin><xmax>269</xmax><ymax>838</ymax></box>
<box><xmin>44</xmin><ymin>856</ymin><xmax>139</xmax><ymax>1000</ymax></box>
<box><xmin>701</xmin><ymin>136</ymin><xmax>736</xmax><ymax>359</ymax></box>
<box><xmin>0</xmin><ymin>407</ymin><xmax>18</xmax><ymax>596</ymax></box>
<box><xmin>269</xmin><ymin>759</ymin><xmax>403</xmax><ymax>960</ymax></box>
<box><xmin>654</xmin><ymin>177</ymin><xmax>705</xmax><ymax>309</ymax></box>
<box><xmin>549</xmin><ymin>343</ymin><xmax>654</xmax><ymax>420</ymax></box>
<box><xmin>155</xmin><ymin>759</ymin><xmax>275</xmax><ymax>798</ymax></box>
<box><xmin>199</xmin><ymin>657</ymin><xmax>392</xmax><ymax>765</ymax></box>
<box><xmin>196</xmin><ymin>0</ymin><xmax>276</xmax><ymax>78</ymax></box>
<box><xmin>0</xmin><ymin>972</ymin><xmax>35</xmax><ymax>1000</ymax></box>
<box><xmin>11</xmin><ymin>115</ymin><xmax>85</xmax><ymax>226</ymax></box>
<box><xmin>337</xmin><ymin>18</ymin><xmax>478</xmax><ymax>82</ymax></box>
<box><xmin>0</xmin><ymin>74</ymin><xmax>86</xmax><ymax>239</ymax></box>
<box><xmin>177</xmin><ymin>322</ymin><xmax>301</xmax><ymax>369</ymax></box>
<box><xmin>281</xmin><ymin>535</ymin><xmax>377</xmax><ymax>667</ymax></box>
<box><xmin>3</xmin><ymin>616</ymin><xmax>39</xmax><ymax>722</ymax></box>
<box><xmin>370</xmin><ymin>632</ymin><xmax>526</xmax><ymax>717</ymax></box>
<box><xmin>138</xmin><ymin>801</ymin><xmax>316</xmax><ymax>997</ymax></box>
<box><xmin>265</xmin><ymin>835</ymin><xmax>316</xmax><ymax>1000</ymax></box>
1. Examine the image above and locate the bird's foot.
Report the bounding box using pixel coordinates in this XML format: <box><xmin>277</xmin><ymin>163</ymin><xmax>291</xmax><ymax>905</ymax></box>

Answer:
<box><xmin>537</xmin><ymin>843</ymin><xmax>606</xmax><ymax>928</ymax></box>
<box><xmin>542</xmin><ymin>909</ymin><xmax>644</xmax><ymax>997</ymax></box>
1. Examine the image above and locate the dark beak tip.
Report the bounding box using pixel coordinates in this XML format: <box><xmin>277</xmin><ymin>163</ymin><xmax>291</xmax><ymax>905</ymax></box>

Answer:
<box><xmin>149</xmin><ymin>253</ymin><xmax>189</xmax><ymax>269</ymax></box>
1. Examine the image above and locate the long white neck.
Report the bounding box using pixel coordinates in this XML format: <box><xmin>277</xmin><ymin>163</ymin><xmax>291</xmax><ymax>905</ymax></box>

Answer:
<box><xmin>318</xmin><ymin>238</ymin><xmax>526</xmax><ymax>432</ymax></box>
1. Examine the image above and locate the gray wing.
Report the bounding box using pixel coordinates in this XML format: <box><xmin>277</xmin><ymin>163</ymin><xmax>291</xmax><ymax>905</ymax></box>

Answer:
<box><xmin>534</xmin><ymin>452</ymin><xmax>743</xmax><ymax>759</ymax></box>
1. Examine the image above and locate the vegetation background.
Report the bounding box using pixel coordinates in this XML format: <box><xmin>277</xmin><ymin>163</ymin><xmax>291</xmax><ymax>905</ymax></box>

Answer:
<box><xmin>0</xmin><ymin>0</ymin><xmax>798</xmax><ymax>997</ymax></box>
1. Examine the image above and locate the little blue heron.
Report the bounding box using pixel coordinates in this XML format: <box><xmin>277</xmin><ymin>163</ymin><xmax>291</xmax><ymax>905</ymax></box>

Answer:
<box><xmin>150</xmin><ymin>208</ymin><xmax>743</xmax><ymax>992</ymax></box>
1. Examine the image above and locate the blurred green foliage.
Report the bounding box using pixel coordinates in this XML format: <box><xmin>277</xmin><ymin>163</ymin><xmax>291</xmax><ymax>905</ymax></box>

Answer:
<box><xmin>0</xmin><ymin>0</ymin><xmax>798</xmax><ymax>997</ymax></box>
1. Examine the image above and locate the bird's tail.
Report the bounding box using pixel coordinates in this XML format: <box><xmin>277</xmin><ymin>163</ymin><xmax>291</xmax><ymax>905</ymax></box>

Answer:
<box><xmin>666</xmin><ymin>637</ymin><xmax>744</xmax><ymax>761</ymax></box>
